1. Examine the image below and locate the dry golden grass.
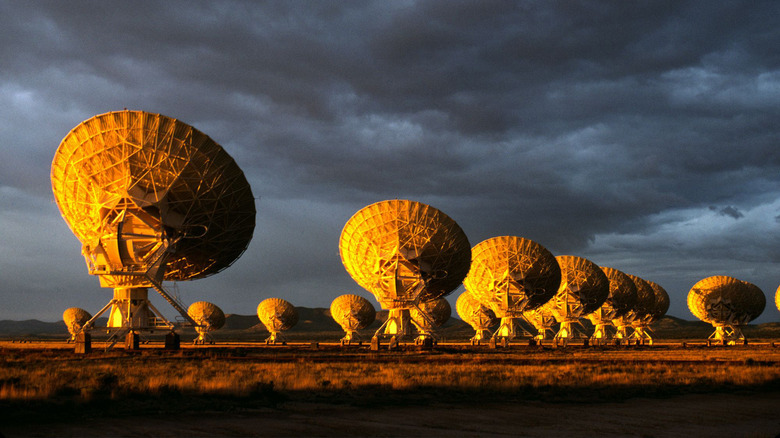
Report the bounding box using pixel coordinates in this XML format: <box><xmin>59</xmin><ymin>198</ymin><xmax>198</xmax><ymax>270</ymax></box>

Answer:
<box><xmin>2</xmin><ymin>345</ymin><xmax>780</xmax><ymax>406</ymax></box>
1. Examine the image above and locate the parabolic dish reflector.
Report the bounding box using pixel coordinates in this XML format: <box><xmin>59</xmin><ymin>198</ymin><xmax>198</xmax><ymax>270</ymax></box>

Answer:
<box><xmin>687</xmin><ymin>275</ymin><xmax>765</xmax><ymax>325</ymax></box>
<box><xmin>456</xmin><ymin>289</ymin><xmax>498</xmax><ymax>331</ymax></box>
<box><xmin>339</xmin><ymin>200</ymin><xmax>471</xmax><ymax>309</ymax></box>
<box><xmin>776</xmin><ymin>284</ymin><xmax>780</xmax><ymax>313</ymax></box>
<box><xmin>330</xmin><ymin>294</ymin><xmax>376</xmax><ymax>332</ymax></box>
<box><xmin>543</xmin><ymin>255</ymin><xmax>610</xmax><ymax>320</ymax></box>
<box><xmin>187</xmin><ymin>301</ymin><xmax>226</xmax><ymax>331</ymax></box>
<box><xmin>63</xmin><ymin>307</ymin><xmax>92</xmax><ymax>336</ymax></box>
<box><xmin>463</xmin><ymin>236</ymin><xmax>560</xmax><ymax>317</ymax></box>
<box><xmin>257</xmin><ymin>298</ymin><xmax>299</xmax><ymax>332</ymax></box>
<box><xmin>590</xmin><ymin>266</ymin><xmax>637</xmax><ymax>321</ymax></box>
<box><xmin>625</xmin><ymin>274</ymin><xmax>656</xmax><ymax>323</ymax></box>
<box><xmin>51</xmin><ymin>110</ymin><xmax>256</xmax><ymax>283</ymax></box>
<box><xmin>645</xmin><ymin>281</ymin><xmax>670</xmax><ymax>323</ymax></box>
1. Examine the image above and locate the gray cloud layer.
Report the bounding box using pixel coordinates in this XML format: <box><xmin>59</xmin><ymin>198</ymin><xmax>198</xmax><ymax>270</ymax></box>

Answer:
<box><xmin>1</xmin><ymin>0</ymin><xmax>779</xmax><ymax>323</ymax></box>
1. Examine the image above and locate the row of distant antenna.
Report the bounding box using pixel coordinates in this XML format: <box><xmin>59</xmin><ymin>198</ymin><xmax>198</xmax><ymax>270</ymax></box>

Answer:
<box><xmin>63</xmin><ymin>294</ymin><xmax>448</xmax><ymax>347</ymax></box>
<box><xmin>51</xmin><ymin>111</ymin><xmax>771</xmax><ymax>352</ymax></box>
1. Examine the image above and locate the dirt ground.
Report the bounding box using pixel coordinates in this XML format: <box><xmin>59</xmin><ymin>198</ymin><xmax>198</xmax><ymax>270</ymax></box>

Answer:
<box><xmin>4</xmin><ymin>391</ymin><xmax>780</xmax><ymax>438</ymax></box>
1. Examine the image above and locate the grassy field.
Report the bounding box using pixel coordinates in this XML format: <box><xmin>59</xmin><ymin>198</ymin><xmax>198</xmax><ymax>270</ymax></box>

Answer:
<box><xmin>2</xmin><ymin>342</ymin><xmax>780</xmax><ymax>431</ymax></box>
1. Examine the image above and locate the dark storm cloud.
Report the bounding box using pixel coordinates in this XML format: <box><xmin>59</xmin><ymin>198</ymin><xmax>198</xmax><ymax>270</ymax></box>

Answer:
<box><xmin>710</xmin><ymin>205</ymin><xmax>744</xmax><ymax>220</ymax></box>
<box><xmin>2</xmin><ymin>0</ymin><xmax>780</xmax><ymax>322</ymax></box>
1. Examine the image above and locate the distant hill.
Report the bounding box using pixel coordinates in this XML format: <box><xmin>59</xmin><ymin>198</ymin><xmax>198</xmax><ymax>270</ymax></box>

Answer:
<box><xmin>1</xmin><ymin>311</ymin><xmax>777</xmax><ymax>341</ymax></box>
<box><xmin>0</xmin><ymin>319</ymin><xmax>68</xmax><ymax>336</ymax></box>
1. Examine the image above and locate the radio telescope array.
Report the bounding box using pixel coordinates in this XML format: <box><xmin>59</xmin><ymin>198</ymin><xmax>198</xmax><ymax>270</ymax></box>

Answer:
<box><xmin>586</xmin><ymin>267</ymin><xmax>638</xmax><ymax>345</ymax></box>
<box><xmin>330</xmin><ymin>294</ymin><xmax>376</xmax><ymax>345</ymax></box>
<box><xmin>257</xmin><ymin>298</ymin><xmax>299</xmax><ymax>344</ymax></box>
<box><xmin>688</xmin><ymin>275</ymin><xmax>765</xmax><ymax>345</ymax></box>
<box><xmin>51</xmin><ymin>110</ymin><xmax>255</xmax><ymax>350</ymax></box>
<box><xmin>339</xmin><ymin>200</ymin><xmax>471</xmax><ymax>349</ymax></box>
<box><xmin>47</xmin><ymin>114</ymin><xmax>757</xmax><ymax>350</ymax></box>
<box><xmin>456</xmin><ymin>290</ymin><xmax>499</xmax><ymax>344</ymax></box>
<box><xmin>538</xmin><ymin>255</ymin><xmax>610</xmax><ymax>346</ymax></box>
<box><xmin>463</xmin><ymin>236</ymin><xmax>561</xmax><ymax>344</ymax></box>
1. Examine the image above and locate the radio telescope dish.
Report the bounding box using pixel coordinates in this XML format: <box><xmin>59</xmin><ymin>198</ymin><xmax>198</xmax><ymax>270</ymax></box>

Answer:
<box><xmin>257</xmin><ymin>298</ymin><xmax>298</xmax><ymax>344</ymax></box>
<box><xmin>339</xmin><ymin>200</ymin><xmax>470</xmax><ymax>345</ymax></box>
<box><xmin>51</xmin><ymin>110</ymin><xmax>255</xmax><ymax>350</ymax></box>
<box><xmin>628</xmin><ymin>280</ymin><xmax>669</xmax><ymax>344</ymax></box>
<box><xmin>187</xmin><ymin>301</ymin><xmax>226</xmax><ymax>345</ymax></box>
<box><xmin>776</xmin><ymin>284</ymin><xmax>780</xmax><ymax>313</ymax></box>
<box><xmin>539</xmin><ymin>255</ymin><xmax>609</xmax><ymax>345</ymax></box>
<box><xmin>330</xmin><ymin>294</ymin><xmax>376</xmax><ymax>344</ymax></box>
<box><xmin>410</xmin><ymin>297</ymin><xmax>451</xmax><ymax>344</ymax></box>
<box><xmin>456</xmin><ymin>289</ymin><xmax>498</xmax><ymax>344</ymax></box>
<box><xmin>612</xmin><ymin>274</ymin><xmax>656</xmax><ymax>344</ymax></box>
<box><xmin>63</xmin><ymin>307</ymin><xmax>92</xmax><ymax>341</ymax></box>
<box><xmin>688</xmin><ymin>275</ymin><xmax>766</xmax><ymax>345</ymax></box>
<box><xmin>587</xmin><ymin>267</ymin><xmax>637</xmax><ymax>344</ymax></box>
<box><xmin>646</xmin><ymin>281</ymin><xmax>670</xmax><ymax>323</ymax></box>
<box><xmin>463</xmin><ymin>236</ymin><xmax>560</xmax><ymax>342</ymax></box>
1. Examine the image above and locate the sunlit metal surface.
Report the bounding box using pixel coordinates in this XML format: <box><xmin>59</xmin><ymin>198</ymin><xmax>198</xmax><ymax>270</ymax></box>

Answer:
<box><xmin>587</xmin><ymin>266</ymin><xmax>637</xmax><ymax>343</ymax></box>
<box><xmin>257</xmin><ymin>298</ymin><xmax>298</xmax><ymax>343</ymax></box>
<box><xmin>456</xmin><ymin>289</ymin><xmax>498</xmax><ymax>343</ymax></box>
<box><xmin>52</xmin><ymin>110</ymin><xmax>255</xmax><ymax>286</ymax></box>
<box><xmin>339</xmin><ymin>200</ymin><xmax>471</xmax><ymax>309</ymax></box>
<box><xmin>464</xmin><ymin>236</ymin><xmax>560</xmax><ymax>341</ymax></box>
<box><xmin>330</xmin><ymin>294</ymin><xmax>376</xmax><ymax>343</ymax></box>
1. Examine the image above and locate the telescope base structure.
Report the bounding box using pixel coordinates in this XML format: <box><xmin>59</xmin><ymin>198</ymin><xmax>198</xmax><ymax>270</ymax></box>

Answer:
<box><xmin>76</xmin><ymin>285</ymin><xmax>200</xmax><ymax>352</ymax></box>
<box><xmin>492</xmin><ymin>316</ymin><xmax>533</xmax><ymax>346</ymax></box>
<box><xmin>74</xmin><ymin>332</ymin><xmax>92</xmax><ymax>354</ymax></box>
<box><xmin>708</xmin><ymin>325</ymin><xmax>748</xmax><ymax>346</ymax></box>
<box><xmin>410</xmin><ymin>308</ymin><xmax>441</xmax><ymax>347</ymax></box>
<box><xmin>265</xmin><ymin>332</ymin><xmax>287</xmax><ymax>345</ymax></box>
<box><xmin>193</xmin><ymin>330</ymin><xmax>216</xmax><ymax>345</ymax></box>
<box><xmin>340</xmin><ymin>331</ymin><xmax>364</xmax><ymax>346</ymax></box>
<box><xmin>613</xmin><ymin>323</ymin><xmax>633</xmax><ymax>345</ymax></box>
<box><xmin>165</xmin><ymin>332</ymin><xmax>181</xmax><ymax>349</ymax></box>
<box><xmin>590</xmin><ymin>322</ymin><xmax>616</xmax><ymax>345</ymax></box>
<box><xmin>552</xmin><ymin>320</ymin><xmax>589</xmax><ymax>347</ymax></box>
<box><xmin>629</xmin><ymin>325</ymin><xmax>654</xmax><ymax>345</ymax></box>
<box><xmin>470</xmin><ymin>329</ymin><xmax>492</xmax><ymax>345</ymax></box>
<box><xmin>371</xmin><ymin>309</ymin><xmax>412</xmax><ymax>350</ymax></box>
<box><xmin>413</xmin><ymin>331</ymin><xmax>437</xmax><ymax>347</ymax></box>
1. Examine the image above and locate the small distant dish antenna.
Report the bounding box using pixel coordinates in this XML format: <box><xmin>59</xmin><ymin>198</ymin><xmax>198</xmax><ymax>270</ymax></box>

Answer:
<box><xmin>51</xmin><ymin>110</ymin><xmax>255</xmax><ymax>350</ymax></box>
<box><xmin>530</xmin><ymin>255</ymin><xmax>609</xmax><ymax>346</ymax></box>
<box><xmin>63</xmin><ymin>307</ymin><xmax>92</xmax><ymax>342</ymax></box>
<box><xmin>587</xmin><ymin>267</ymin><xmax>637</xmax><ymax>345</ymax></box>
<box><xmin>456</xmin><ymin>289</ymin><xmax>498</xmax><ymax>345</ymax></box>
<box><xmin>688</xmin><ymin>275</ymin><xmax>765</xmax><ymax>345</ymax></box>
<box><xmin>330</xmin><ymin>294</ymin><xmax>376</xmax><ymax>345</ymax></box>
<box><xmin>463</xmin><ymin>236</ymin><xmax>561</xmax><ymax>344</ymax></box>
<box><xmin>409</xmin><ymin>297</ymin><xmax>451</xmax><ymax>345</ymax></box>
<box><xmin>257</xmin><ymin>298</ymin><xmax>298</xmax><ymax>344</ymax></box>
<box><xmin>339</xmin><ymin>200</ymin><xmax>471</xmax><ymax>349</ymax></box>
<box><xmin>187</xmin><ymin>301</ymin><xmax>226</xmax><ymax>344</ymax></box>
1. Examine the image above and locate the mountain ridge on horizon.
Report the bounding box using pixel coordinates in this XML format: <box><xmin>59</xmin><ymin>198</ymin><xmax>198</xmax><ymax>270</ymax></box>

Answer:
<box><xmin>1</xmin><ymin>307</ymin><xmax>779</xmax><ymax>340</ymax></box>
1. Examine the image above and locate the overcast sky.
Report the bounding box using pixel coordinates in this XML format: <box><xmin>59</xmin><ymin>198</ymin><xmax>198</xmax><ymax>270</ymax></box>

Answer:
<box><xmin>2</xmin><ymin>0</ymin><xmax>780</xmax><ymax>325</ymax></box>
